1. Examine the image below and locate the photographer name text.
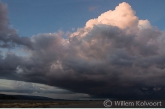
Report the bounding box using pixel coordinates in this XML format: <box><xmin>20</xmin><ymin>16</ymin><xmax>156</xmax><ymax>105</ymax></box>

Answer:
<box><xmin>114</xmin><ymin>100</ymin><xmax>162</xmax><ymax>107</ymax></box>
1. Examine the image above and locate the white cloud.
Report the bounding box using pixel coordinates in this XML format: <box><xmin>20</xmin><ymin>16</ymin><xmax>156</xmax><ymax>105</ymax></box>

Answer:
<box><xmin>86</xmin><ymin>2</ymin><xmax>138</xmax><ymax>29</ymax></box>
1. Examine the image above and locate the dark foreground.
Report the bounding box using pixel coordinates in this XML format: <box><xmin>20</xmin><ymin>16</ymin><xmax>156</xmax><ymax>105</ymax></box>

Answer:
<box><xmin>0</xmin><ymin>100</ymin><xmax>104</xmax><ymax>108</ymax></box>
<box><xmin>1</xmin><ymin>100</ymin><xmax>165</xmax><ymax>108</ymax></box>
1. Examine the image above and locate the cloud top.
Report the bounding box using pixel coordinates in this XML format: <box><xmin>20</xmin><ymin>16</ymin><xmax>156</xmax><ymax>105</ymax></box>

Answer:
<box><xmin>86</xmin><ymin>2</ymin><xmax>138</xmax><ymax>29</ymax></box>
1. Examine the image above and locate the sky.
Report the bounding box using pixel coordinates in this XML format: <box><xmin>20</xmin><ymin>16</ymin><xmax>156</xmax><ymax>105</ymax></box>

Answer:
<box><xmin>2</xmin><ymin>0</ymin><xmax>165</xmax><ymax>37</ymax></box>
<box><xmin>0</xmin><ymin>0</ymin><xmax>165</xmax><ymax>100</ymax></box>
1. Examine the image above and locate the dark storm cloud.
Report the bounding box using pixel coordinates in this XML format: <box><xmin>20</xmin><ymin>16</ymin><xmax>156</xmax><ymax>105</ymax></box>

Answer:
<box><xmin>0</xmin><ymin>2</ymin><xmax>32</xmax><ymax>48</ymax></box>
<box><xmin>13</xmin><ymin>24</ymin><xmax>165</xmax><ymax>99</ymax></box>
<box><xmin>1</xmin><ymin>2</ymin><xmax>165</xmax><ymax>99</ymax></box>
<box><xmin>0</xmin><ymin>52</ymin><xmax>23</xmax><ymax>77</ymax></box>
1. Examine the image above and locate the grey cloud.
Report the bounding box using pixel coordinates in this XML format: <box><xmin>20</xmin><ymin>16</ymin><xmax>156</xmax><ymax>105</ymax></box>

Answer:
<box><xmin>11</xmin><ymin>24</ymin><xmax>165</xmax><ymax>99</ymax></box>
<box><xmin>0</xmin><ymin>2</ymin><xmax>32</xmax><ymax>48</ymax></box>
<box><xmin>0</xmin><ymin>79</ymin><xmax>83</xmax><ymax>100</ymax></box>
<box><xmin>1</xmin><ymin>24</ymin><xmax>165</xmax><ymax>99</ymax></box>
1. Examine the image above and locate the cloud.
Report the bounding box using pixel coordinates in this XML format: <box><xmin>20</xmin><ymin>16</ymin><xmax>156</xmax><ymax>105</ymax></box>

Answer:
<box><xmin>0</xmin><ymin>79</ymin><xmax>90</xmax><ymax>99</ymax></box>
<box><xmin>88</xmin><ymin>6</ymin><xmax>98</xmax><ymax>12</ymax></box>
<box><xmin>0</xmin><ymin>2</ymin><xmax>32</xmax><ymax>48</ymax></box>
<box><xmin>1</xmin><ymin>2</ymin><xmax>165</xmax><ymax>99</ymax></box>
<box><xmin>86</xmin><ymin>2</ymin><xmax>138</xmax><ymax>29</ymax></box>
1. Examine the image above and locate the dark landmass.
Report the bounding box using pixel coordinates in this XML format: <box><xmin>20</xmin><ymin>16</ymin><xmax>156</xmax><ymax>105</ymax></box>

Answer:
<box><xmin>0</xmin><ymin>94</ymin><xmax>55</xmax><ymax>100</ymax></box>
<box><xmin>0</xmin><ymin>94</ymin><xmax>103</xmax><ymax>107</ymax></box>
<box><xmin>0</xmin><ymin>100</ymin><xmax>104</xmax><ymax>108</ymax></box>
<box><xmin>0</xmin><ymin>94</ymin><xmax>104</xmax><ymax>108</ymax></box>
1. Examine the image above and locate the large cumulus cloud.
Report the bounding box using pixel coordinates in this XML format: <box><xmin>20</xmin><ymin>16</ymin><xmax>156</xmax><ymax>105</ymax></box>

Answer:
<box><xmin>1</xmin><ymin>2</ymin><xmax>165</xmax><ymax>99</ymax></box>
